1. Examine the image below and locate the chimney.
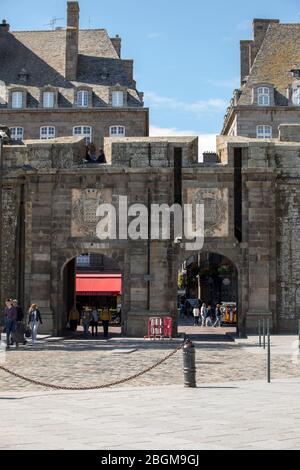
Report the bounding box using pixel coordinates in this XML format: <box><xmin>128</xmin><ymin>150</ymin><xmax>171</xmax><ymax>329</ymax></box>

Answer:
<box><xmin>111</xmin><ymin>35</ymin><xmax>121</xmax><ymax>58</ymax></box>
<box><xmin>123</xmin><ymin>60</ymin><xmax>134</xmax><ymax>82</ymax></box>
<box><xmin>0</xmin><ymin>19</ymin><xmax>10</xmax><ymax>32</ymax></box>
<box><xmin>250</xmin><ymin>19</ymin><xmax>279</xmax><ymax>66</ymax></box>
<box><xmin>240</xmin><ymin>40</ymin><xmax>252</xmax><ymax>86</ymax></box>
<box><xmin>65</xmin><ymin>1</ymin><xmax>80</xmax><ymax>80</ymax></box>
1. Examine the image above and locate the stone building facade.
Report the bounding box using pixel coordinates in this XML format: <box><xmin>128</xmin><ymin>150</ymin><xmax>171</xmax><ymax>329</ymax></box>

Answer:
<box><xmin>222</xmin><ymin>19</ymin><xmax>300</xmax><ymax>139</ymax></box>
<box><xmin>2</xmin><ymin>125</ymin><xmax>300</xmax><ymax>336</ymax></box>
<box><xmin>0</xmin><ymin>1</ymin><xmax>148</xmax><ymax>148</ymax></box>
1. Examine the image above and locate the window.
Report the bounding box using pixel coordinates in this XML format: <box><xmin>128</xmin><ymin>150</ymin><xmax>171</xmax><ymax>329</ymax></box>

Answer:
<box><xmin>256</xmin><ymin>125</ymin><xmax>272</xmax><ymax>139</ymax></box>
<box><xmin>10</xmin><ymin>127</ymin><xmax>24</xmax><ymax>141</ymax></box>
<box><xmin>112</xmin><ymin>91</ymin><xmax>124</xmax><ymax>107</ymax></box>
<box><xmin>43</xmin><ymin>92</ymin><xmax>55</xmax><ymax>108</ymax></box>
<box><xmin>76</xmin><ymin>90</ymin><xmax>89</xmax><ymax>108</ymax></box>
<box><xmin>40</xmin><ymin>126</ymin><xmax>55</xmax><ymax>140</ymax></box>
<box><xmin>292</xmin><ymin>87</ymin><xmax>300</xmax><ymax>105</ymax></box>
<box><xmin>257</xmin><ymin>87</ymin><xmax>270</xmax><ymax>106</ymax></box>
<box><xmin>76</xmin><ymin>254</ymin><xmax>91</xmax><ymax>266</ymax></box>
<box><xmin>109</xmin><ymin>126</ymin><xmax>126</xmax><ymax>137</ymax></box>
<box><xmin>73</xmin><ymin>126</ymin><xmax>92</xmax><ymax>144</ymax></box>
<box><xmin>11</xmin><ymin>91</ymin><xmax>23</xmax><ymax>109</ymax></box>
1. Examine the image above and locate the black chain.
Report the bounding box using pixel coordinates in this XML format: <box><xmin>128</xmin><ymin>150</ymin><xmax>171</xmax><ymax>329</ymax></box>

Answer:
<box><xmin>0</xmin><ymin>341</ymin><xmax>185</xmax><ymax>390</ymax></box>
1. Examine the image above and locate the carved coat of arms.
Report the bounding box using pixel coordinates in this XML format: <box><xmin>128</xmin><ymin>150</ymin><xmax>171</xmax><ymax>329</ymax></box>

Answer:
<box><xmin>72</xmin><ymin>189</ymin><xmax>105</xmax><ymax>237</ymax></box>
<box><xmin>188</xmin><ymin>187</ymin><xmax>229</xmax><ymax>237</ymax></box>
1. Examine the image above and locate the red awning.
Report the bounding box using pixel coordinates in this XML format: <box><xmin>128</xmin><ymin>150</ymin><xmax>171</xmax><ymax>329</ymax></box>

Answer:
<box><xmin>76</xmin><ymin>274</ymin><xmax>122</xmax><ymax>296</ymax></box>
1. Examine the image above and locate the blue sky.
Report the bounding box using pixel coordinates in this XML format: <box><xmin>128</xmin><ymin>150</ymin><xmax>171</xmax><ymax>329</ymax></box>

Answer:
<box><xmin>2</xmin><ymin>0</ymin><xmax>300</xmax><ymax>152</ymax></box>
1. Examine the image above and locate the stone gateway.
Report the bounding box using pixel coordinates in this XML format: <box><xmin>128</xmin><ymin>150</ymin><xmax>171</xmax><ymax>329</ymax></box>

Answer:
<box><xmin>1</xmin><ymin>127</ymin><xmax>300</xmax><ymax>336</ymax></box>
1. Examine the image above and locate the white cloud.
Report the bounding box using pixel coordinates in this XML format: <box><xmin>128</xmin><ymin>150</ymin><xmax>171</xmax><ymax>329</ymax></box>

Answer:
<box><xmin>146</xmin><ymin>32</ymin><xmax>162</xmax><ymax>39</ymax></box>
<box><xmin>207</xmin><ymin>77</ymin><xmax>240</xmax><ymax>89</ymax></box>
<box><xmin>145</xmin><ymin>91</ymin><xmax>227</xmax><ymax>116</ymax></box>
<box><xmin>149</xmin><ymin>125</ymin><xmax>217</xmax><ymax>162</ymax></box>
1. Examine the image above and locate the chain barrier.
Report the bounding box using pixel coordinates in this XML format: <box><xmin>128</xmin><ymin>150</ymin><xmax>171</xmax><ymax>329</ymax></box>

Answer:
<box><xmin>0</xmin><ymin>341</ymin><xmax>185</xmax><ymax>391</ymax></box>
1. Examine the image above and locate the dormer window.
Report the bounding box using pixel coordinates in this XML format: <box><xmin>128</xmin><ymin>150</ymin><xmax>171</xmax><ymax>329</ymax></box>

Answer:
<box><xmin>76</xmin><ymin>90</ymin><xmax>89</xmax><ymax>108</ymax></box>
<box><xmin>17</xmin><ymin>68</ymin><xmax>29</xmax><ymax>83</ymax></box>
<box><xmin>43</xmin><ymin>91</ymin><xmax>55</xmax><ymax>108</ymax></box>
<box><xmin>257</xmin><ymin>87</ymin><xmax>270</xmax><ymax>106</ymax></box>
<box><xmin>112</xmin><ymin>91</ymin><xmax>124</xmax><ymax>107</ymax></box>
<box><xmin>292</xmin><ymin>86</ymin><xmax>300</xmax><ymax>105</ymax></box>
<box><xmin>11</xmin><ymin>91</ymin><xmax>23</xmax><ymax>109</ymax></box>
<box><xmin>291</xmin><ymin>69</ymin><xmax>300</xmax><ymax>78</ymax></box>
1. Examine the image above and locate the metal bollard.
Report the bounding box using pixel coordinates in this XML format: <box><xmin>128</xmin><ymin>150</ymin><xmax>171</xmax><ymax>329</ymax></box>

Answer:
<box><xmin>258</xmin><ymin>319</ymin><xmax>262</xmax><ymax>347</ymax></box>
<box><xmin>267</xmin><ymin>319</ymin><xmax>271</xmax><ymax>383</ymax></box>
<box><xmin>183</xmin><ymin>339</ymin><xmax>196</xmax><ymax>388</ymax></box>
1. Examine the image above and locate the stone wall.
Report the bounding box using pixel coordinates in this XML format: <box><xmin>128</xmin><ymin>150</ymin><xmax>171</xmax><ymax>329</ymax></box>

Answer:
<box><xmin>2</xmin><ymin>131</ymin><xmax>300</xmax><ymax>336</ymax></box>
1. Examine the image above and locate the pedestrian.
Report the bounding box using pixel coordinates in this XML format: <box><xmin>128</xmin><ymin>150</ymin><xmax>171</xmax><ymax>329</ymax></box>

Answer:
<box><xmin>82</xmin><ymin>308</ymin><xmax>91</xmax><ymax>337</ymax></box>
<box><xmin>214</xmin><ymin>304</ymin><xmax>223</xmax><ymax>327</ymax></box>
<box><xmin>91</xmin><ymin>307</ymin><xmax>99</xmax><ymax>337</ymax></box>
<box><xmin>12</xmin><ymin>299</ymin><xmax>26</xmax><ymax>347</ymax></box>
<box><xmin>179</xmin><ymin>302</ymin><xmax>185</xmax><ymax>319</ymax></box>
<box><xmin>68</xmin><ymin>306</ymin><xmax>80</xmax><ymax>332</ymax></box>
<box><xmin>206</xmin><ymin>304</ymin><xmax>212</xmax><ymax>327</ymax></box>
<box><xmin>193</xmin><ymin>305</ymin><xmax>200</xmax><ymax>326</ymax></box>
<box><xmin>28</xmin><ymin>304</ymin><xmax>42</xmax><ymax>345</ymax></box>
<box><xmin>100</xmin><ymin>307</ymin><xmax>111</xmax><ymax>339</ymax></box>
<box><xmin>97</xmin><ymin>148</ymin><xmax>106</xmax><ymax>164</ymax></box>
<box><xmin>200</xmin><ymin>302</ymin><xmax>207</xmax><ymax>327</ymax></box>
<box><xmin>4</xmin><ymin>298</ymin><xmax>17</xmax><ymax>350</ymax></box>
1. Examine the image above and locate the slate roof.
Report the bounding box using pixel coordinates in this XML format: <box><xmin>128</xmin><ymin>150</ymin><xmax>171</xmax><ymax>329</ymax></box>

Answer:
<box><xmin>0</xmin><ymin>29</ymin><xmax>143</xmax><ymax>107</ymax></box>
<box><xmin>239</xmin><ymin>23</ymin><xmax>300</xmax><ymax>106</ymax></box>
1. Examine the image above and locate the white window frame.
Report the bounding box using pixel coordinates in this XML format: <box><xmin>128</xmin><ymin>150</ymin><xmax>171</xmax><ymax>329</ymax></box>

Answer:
<box><xmin>76</xmin><ymin>90</ymin><xmax>89</xmax><ymax>108</ymax></box>
<box><xmin>257</xmin><ymin>87</ymin><xmax>270</xmax><ymax>106</ymax></box>
<box><xmin>112</xmin><ymin>91</ymin><xmax>124</xmax><ymax>107</ymax></box>
<box><xmin>43</xmin><ymin>91</ymin><xmax>55</xmax><ymax>108</ymax></box>
<box><xmin>11</xmin><ymin>91</ymin><xmax>23</xmax><ymax>109</ymax></box>
<box><xmin>292</xmin><ymin>87</ymin><xmax>300</xmax><ymax>105</ymax></box>
<box><xmin>109</xmin><ymin>125</ymin><xmax>126</xmax><ymax>137</ymax></box>
<box><xmin>9</xmin><ymin>127</ymin><xmax>24</xmax><ymax>141</ymax></box>
<box><xmin>40</xmin><ymin>126</ymin><xmax>56</xmax><ymax>140</ymax></box>
<box><xmin>73</xmin><ymin>126</ymin><xmax>92</xmax><ymax>144</ymax></box>
<box><xmin>256</xmin><ymin>125</ymin><xmax>272</xmax><ymax>139</ymax></box>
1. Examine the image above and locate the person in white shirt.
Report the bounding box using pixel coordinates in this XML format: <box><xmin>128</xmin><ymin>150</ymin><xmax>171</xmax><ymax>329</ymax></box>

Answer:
<box><xmin>193</xmin><ymin>306</ymin><xmax>200</xmax><ymax>326</ymax></box>
<box><xmin>200</xmin><ymin>303</ymin><xmax>207</xmax><ymax>327</ymax></box>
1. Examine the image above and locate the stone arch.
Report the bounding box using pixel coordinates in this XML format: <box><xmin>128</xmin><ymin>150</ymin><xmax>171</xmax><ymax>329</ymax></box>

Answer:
<box><xmin>179</xmin><ymin>241</ymin><xmax>245</xmax><ymax>334</ymax></box>
<box><xmin>53</xmin><ymin>244</ymin><xmax>129</xmax><ymax>336</ymax></box>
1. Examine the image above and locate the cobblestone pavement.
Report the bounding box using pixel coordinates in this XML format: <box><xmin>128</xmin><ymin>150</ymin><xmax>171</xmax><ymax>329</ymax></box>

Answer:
<box><xmin>0</xmin><ymin>323</ymin><xmax>299</xmax><ymax>392</ymax></box>
<box><xmin>1</xmin><ymin>379</ymin><xmax>300</xmax><ymax>449</ymax></box>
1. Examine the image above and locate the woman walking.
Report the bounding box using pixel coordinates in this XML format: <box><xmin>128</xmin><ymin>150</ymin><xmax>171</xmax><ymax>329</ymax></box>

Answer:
<box><xmin>193</xmin><ymin>305</ymin><xmax>200</xmax><ymax>326</ymax></box>
<box><xmin>91</xmin><ymin>307</ymin><xmax>99</xmax><ymax>337</ymax></box>
<box><xmin>28</xmin><ymin>304</ymin><xmax>43</xmax><ymax>345</ymax></box>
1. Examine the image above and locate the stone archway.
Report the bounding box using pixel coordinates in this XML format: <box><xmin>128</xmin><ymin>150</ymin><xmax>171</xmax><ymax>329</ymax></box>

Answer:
<box><xmin>54</xmin><ymin>245</ymin><xmax>128</xmax><ymax>336</ymax></box>
<box><xmin>178</xmin><ymin>243</ymin><xmax>244</xmax><ymax>335</ymax></box>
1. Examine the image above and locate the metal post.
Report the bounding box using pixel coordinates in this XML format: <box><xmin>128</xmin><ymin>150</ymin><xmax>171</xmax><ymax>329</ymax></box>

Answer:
<box><xmin>258</xmin><ymin>319</ymin><xmax>261</xmax><ymax>347</ymax></box>
<box><xmin>298</xmin><ymin>320</ymin><xmax>300</xmax><ymax>354</ymax></box>
<box><xmin>183</xmin><ymin>339</ymin><xmax>196</xmax><ymax>388</ymax></box>
<box><xmin>0</xmin><ymin>135</ymin><xmax>3</xmax><ymax>311</ymax></box>
<box><xmin>263</xmin><ymin>318</ymin><xmax>266</xmax><ymax>350</ymax></box>
<box><xmin>267</xmin><ymin>319</ymin><xmax>271</xmax><ymax>384</ymax></box>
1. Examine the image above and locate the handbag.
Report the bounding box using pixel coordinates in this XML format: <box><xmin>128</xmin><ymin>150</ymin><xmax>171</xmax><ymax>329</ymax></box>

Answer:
<box><xmin>25</xmin><ymin>327</ymin><xmax>31</xmax><ymax>338</ymax></box>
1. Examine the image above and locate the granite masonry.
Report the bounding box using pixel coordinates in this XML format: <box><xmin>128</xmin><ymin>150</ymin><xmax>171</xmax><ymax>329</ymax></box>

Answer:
<box><xmin>1</xmin><ymin>127</ymin><xmax>300</xmax><ymax>336</ymax></box>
